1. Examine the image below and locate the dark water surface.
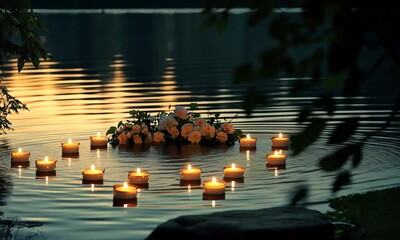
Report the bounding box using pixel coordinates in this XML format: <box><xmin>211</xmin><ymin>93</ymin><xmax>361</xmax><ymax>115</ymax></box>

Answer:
<box><xmin>1</xmin><ymin>9</ymin><xmax>400</xmax><ymax>240</ymax></box>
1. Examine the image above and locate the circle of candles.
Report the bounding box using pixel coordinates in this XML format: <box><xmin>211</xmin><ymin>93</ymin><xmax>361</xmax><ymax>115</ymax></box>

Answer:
<box><xmin>239</xmin><ymin>134</ymin><xmax>257</xmax><ymax>148</ymax></box>
<box><xmin>271</xmin><ymin>133</ymin><xmax>289</xmax><ymax>148</ymax></box>
<box><xmin>61</xmin><ymin>138</ymin><xmax>80</xmax><ymax>154</ymax></box>
<box><xmin>180</xmin><ymin>164</ymin><xmax>202</xmax><ymax>181</ymax></box>
<box><xmin>266</xmin><ymin>150</ymin><xmax>286</xmax><ymax>166</ymax></box>
<box><xmin>113</xmin><ymin>182</ymin><xmax>138</xmax><ymax>199</ymax></box>
<box><xmin>223</xmin><ymin>163</ymin><xmax>245</xmax><ymax>179</ymax></box>
<box><xmin>203</xmin><ymin>177</ymin><xmax>226</xmax><ymax>195</ymax></box>
<box><xmin>11</xmin><ymin>148</ymin><xmax>30</xmax><ymax>162</ymax></box>
<box><xmin>82</xmin><ymin>164</ymin><xmax>105</xmax><ymax>181</ymax></box>
<box><xmin>90</xmin><ymin>132</ymin><xmax>108</xmax><ymax>147</ymax></box>
<box><xmin>128</xmin><ymin>168</ymin><xmax>150</xmax><ymax>185</ymax></box>
<box><xmin>35</xmin><ymin>156</ymin><xmax>57</xmax><ymax>172</ymax></box>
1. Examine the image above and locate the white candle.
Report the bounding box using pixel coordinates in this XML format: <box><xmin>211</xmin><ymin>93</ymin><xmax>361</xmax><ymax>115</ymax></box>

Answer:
<box><xmin>180</xmin><ymin>164</ymin><xmax>202</xmax><ymax>181</ymax></box>
<box><xmin>128</xmin><ymin>168</ymin><xmax>150</xmax><ymax>185</ymax></box>
<box><xmin>11</xmin><ymin>148</ymin><xmax>30</xmax><ymax>162</ymax></box>
<box><xmin>61</xmin><ymin>138</ymin><xmax>80</xmax><ymax>154</ymax></box>
<box><xmin>82</xmin><ymin>164</ymin><xmax>105</xmax><ymax>181</ymax></box>
<box><xmin>266</xmin><ymin>150</ymin><xmax>286</xmax><ymax>166</ymax></box>
<box><xmin>271</xmin><ymin>133</ymin><xmax>289</xmax><ymax>147</ymax></box>
<box><xmin>35</xmin><ymin>156</ymin><xmax>57</xmax><ymax>172</ymax></box>
<box><xmin>203</xmin><ymin>177</ymin><xmax>225</xmax><ymax>195</ymax></box>
<box><xmin>223</xmin><ymin>163</ymin><xmax>245</xmax><ymax>179</ymax></box>
<box><xmin>90</xmin><ymin>132</ymin><xmax>108</xmax><ymax>147</ymax></box>
<box><xmin>240</xmin><ymin>134</ymin><xmax>257</xmax><ymax>148</ymax></box>
<box><xmin>113</xmin><ymin>182</ymin><xmax>138</xmax><ymax>199</ymax></box>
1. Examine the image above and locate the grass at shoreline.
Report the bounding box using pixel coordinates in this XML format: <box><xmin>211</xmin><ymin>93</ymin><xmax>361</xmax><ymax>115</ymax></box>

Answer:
<box><xmin>325</xmin><ymin>186</ymin><xmax>400</xmax><ymax>240</ymax></box>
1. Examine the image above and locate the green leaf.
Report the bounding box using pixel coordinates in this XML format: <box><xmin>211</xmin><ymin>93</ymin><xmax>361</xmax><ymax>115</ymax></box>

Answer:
<box><xmin>189</xmin><ymin>103</ymin><xmax>198</xmax><ymax>110</ymax></box>
<box><xmin>328</xmin><ymin>118</ymin><xmax>358</xmax><ymax>144</ymax></box>
<box><xmin>289</xmin><ymin>185</ymin><xmax>308</xmax><ymax>206</ymax></box>
<box><xmin>319</xmin><ymin>145</ymin><xmax>356</xmax><ymax>172</ymax></box>
<box><xmin>117</xmin><ymin>121</ymin><xmax>123</xmax><ymax>128</ymax></box>
<box><xmin>291</xmin><ymin>118</ymin><xmax>326</xmax><ymax>155</ymax></box>
<box><xmin>18</xmin><ymin>57</ymin><xmax>25</xmax><ymax>73</ymax></box>
<box><xmin>106</xmin><ymin>126</ymin><xmax>117</xmax><ymax>135</ymax></box>
<box><xmin>333</xmin><ymin>171</ymin><xmax>351</xmax><ymax>193</ymax></box>
<box><xmin>32</xmin><ymin>55</ymin><xmax>40</xmax><ymax>68</ymax></box>
<box><xmin>234</xmin><ymin>63</ymin><xmax>253</xmax><ymax>84</ymax></box>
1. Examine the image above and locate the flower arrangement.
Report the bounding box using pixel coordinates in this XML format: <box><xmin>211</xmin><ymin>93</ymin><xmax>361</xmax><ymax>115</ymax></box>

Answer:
<box><xmin>106</xmin><ymin>103</ymin><xmax>243</xmax><ymax>146</ymax></box>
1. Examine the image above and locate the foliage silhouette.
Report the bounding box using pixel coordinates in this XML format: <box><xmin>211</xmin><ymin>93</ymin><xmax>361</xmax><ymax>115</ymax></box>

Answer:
<box><xmin>201</xmin><ymin>0</ymin><xmax>400</xmax><ymax>202</ymax></box>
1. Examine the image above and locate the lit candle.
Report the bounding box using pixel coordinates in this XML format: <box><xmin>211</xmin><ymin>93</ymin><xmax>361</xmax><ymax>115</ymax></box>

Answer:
<box><xmin>11</xmin><ymin>148</ymin><xmax>30</xmax><ymax>162</ymax></box>
<box><xmin>223</xmin><ymin>163</ymin><xmax>245</xmax><ymax>179</ymax></box>
<box><xmin>180</xmin><ymin>164</ymin><xmax>202</xmax><ymax>181</ymax></box>
<box><xmin>35</xmin><ymin>156</ymin><xmax>57</xmax><ymax>172</ymax></box>
<box><xmin>90</xmin><ymin>132</ymin><xmax>108</xmax><ymax>147</ymax></box>
<box><xmin>61</xmin><ymin>138</ymin><xmax>80</xmax><ymax>154</ymax></box>
<box><xmin>82</xmin><ymin>164</ymin><xmax>105</xmax><ymax>181</ymax></box>
<box><xmin>271</xmin><ymin>133</ymin><xmax>289</xmax><ymax>148</ymax></box>
<box><xmin>113</xmin><ymin>182</ymin><xmax>138</xmax><ymax>199</ymax></box>
<box><xmin>266</xmin><ymin>150</ymin><xmax>286</xmax><ymax>166</ymax></box>
<box><xmin>203</xmin><ymin>177</ymin><xmax>225</xmax><ymax>195</ymax></box>
<box><xmin>240</xmin><ymin>134</ymin><xmax>257</xmax><ymax>148</ymax></box>
<box><xmin>128</xmin><ymin>168</ymin><xmax>150</xmax><ymax>185</ymax></box>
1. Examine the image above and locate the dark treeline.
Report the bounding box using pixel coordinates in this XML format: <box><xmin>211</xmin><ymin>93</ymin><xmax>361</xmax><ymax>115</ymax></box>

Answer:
<box><xmin>30</xmin><ymin>0</ymin><xmax>299</xmax><ymax>9</ymax></box>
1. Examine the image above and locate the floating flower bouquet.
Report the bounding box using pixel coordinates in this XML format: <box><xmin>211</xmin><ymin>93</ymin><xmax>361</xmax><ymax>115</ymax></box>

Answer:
<box><xmin>106</xmin><ymin>103</ymin><xmax>243</xmax><ymax>146</ymax></box>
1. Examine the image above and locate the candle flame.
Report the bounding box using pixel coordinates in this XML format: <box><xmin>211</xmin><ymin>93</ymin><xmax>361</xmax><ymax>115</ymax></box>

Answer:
<box><xmin>91</xmin><ymin>164</ymin><xmax>95</xmax><ymax>172</ymax></box>
<box><xmin>279</xmin><ymin>133</ymin><xmax>282</xmax><ymax>139</ymax></box>
<box><xmin>97</xmin><ymin>132</ymin><xmax>100</xmax><ymax>137</ymax></box>
<box><xmin>246</xmin><ymin>134</ymin><xmax>250</xmax><ymax>139</ymax></box>
<box><xmin>231</xmin><ymin>163</ymin><xmax>236</xmax><ymax>170</ymax></box>
<box><xmin>188</xmin><ymin>164</ymin><xmax>192</xmax><ymax>170</ymax></box>
<box><xmin>18</xmin><ymin>148</ymin><xmax>22</xmax><ymax>153</ymax></box>
<box><xmin>274</xmin><ymin>150</ymin><xmax>279</xmax><ymax>156</ymax></box>
<box><xmin>45</xmin><ymin>156</ymin><xmax>48</xmax><ymax>163</ymax></box>
<box><xmin>68</xmin><ymin>138</ymin><xmax>72</xmax><ymax>144</ymax></box>
<box><xmin>137</xmin><ymin>168</ymin><xmax>141</xmax><ymax>174</ymax></box>
<box><xmin>123</xmin><ymin>182</ymin><xmax>128</xmax><ymax>189</ymax></box>
<box><xmin>212</xmin><ymin>177</ymin><xmax>216</xmax><ymax>183</ymax></box>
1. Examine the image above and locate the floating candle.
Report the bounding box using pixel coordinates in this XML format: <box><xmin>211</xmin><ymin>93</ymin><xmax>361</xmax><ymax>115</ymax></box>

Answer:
<box><xmin>223</xmin><ymin>163</ymin><xmax>245</xmax><ymax>179</ymax></box>
<box><xmin>128</xmin><ymin>168</ymin><xmax>150</xmax><ymax>185</ymax></box>
<box><xmin>35</xmin><ymin>156</ymin><xmax>57</xmax><ymax>172</ymax></box>
<box><xmin>240</xmin><ymin>134</ymin><xmax>257</xmax><ymax>148</ymax></box>
<box><xmin>11</xmin><ymin>148</ymin><xmax>30</xmax><ymax>163</ymax></box>
<box><xmin>82</xmin><ymin>164</ymin><xmax>105</xmax><ymax>182</ymax></box>
<box><xmin>113</xmin><ymin>182</ymin><xmax>137</xmax><ymax>199</ymax></box>
<box><xmin>266</xmin><ymin>150</ymin><xmax>286</xmax><ymax>166</ymax></box>
<box><xmin>180</xmin><ymin>164</ymin><xmax>202</xmax><ymax>181</ymax></box>
<box><xmin>203</xmin><ymin>177</ymin><xmax>226</xmax><ymax>195</ymax></box>
<box><xmin>61</xmin><ymin>138</ymin><xmax>80</xmax><ymax>154</ymax></box>
<box><xmin>90</xmin><ymin>132</ymin><xmax>108</xmax><ymax>147</ymax></box>
<box><xmin>271</xmin><ymin>133</ymin><xmax>289</xmax><ymax>148</ymax></box>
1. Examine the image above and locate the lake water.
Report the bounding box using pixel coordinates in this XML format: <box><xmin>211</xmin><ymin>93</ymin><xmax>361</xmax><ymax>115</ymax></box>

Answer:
<box><xmin>1</xmin><ymin>9</ymin><xmax>400</xmax><ymax>240</ymax></box>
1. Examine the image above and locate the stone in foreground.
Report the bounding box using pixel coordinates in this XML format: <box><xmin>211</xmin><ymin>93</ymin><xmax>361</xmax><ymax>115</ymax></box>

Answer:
<box><xmin>146</xmin><ymin>206</ymin><xmax>334</xmax><ymax>240</ymax></box>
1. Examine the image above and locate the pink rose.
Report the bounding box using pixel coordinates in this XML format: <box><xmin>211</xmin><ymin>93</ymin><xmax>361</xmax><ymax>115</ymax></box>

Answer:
<box><xmin>153</xmin><ymin>132</ymin><xmax>165</xmax><ymax>142</ymax></box>
<box><xmin>133</xmin><ymin>134</ymin><xmax>142</xmax><ymax>144</ymax></box>
<box><xmin>181</xmin><ymin>123</ymin><xmax>194</xmax><ymax>138</ymax></box>
<box><xmin>118</xmin><ymin>133</ymin><xmax>127</xmax><ymax>144</ymax></box>
<box><xmin>188</xmin><ymin>131</ymin><xmax>202</xmax><ymax>143</ymax></box>
<box><xmin>221</xmin><ymin>123</ymin><xmax>235</xmax><ymax>134</ymax></box>
<box><xmin>216</xmin><ymin>131</ymin><xmax>228</xmax><ymax>142</ymax></box>
<box><xmin>168</xmin><ymin>127</ymin><xmax>180</xmax><ymax>139</ymax></box>
<box><xmin>174</xmin><ymin>106</ymin><xmax>188</xmax><ymax>119</ymax></box>
<box><xmin>201</xmin><ymin>124</ymin><xmax>215</xmax><ymax>138</ymax></box>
